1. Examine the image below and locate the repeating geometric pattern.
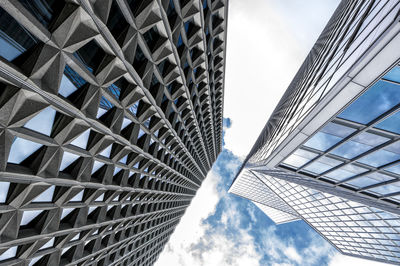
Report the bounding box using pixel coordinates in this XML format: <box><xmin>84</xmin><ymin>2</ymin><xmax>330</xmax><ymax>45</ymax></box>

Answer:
<box><xmin>246</xmin><ymin>0</ymin><xmax>400</xmax><ymax>165</ymax></box>
<box><xmin>228</xmin><ymin>169</ymin><xmax>298</xmax><ymax>220</ymax></box>
<box><xmin>0</xmin><ymin>0</ymin><xmax>227</xmax><ymax>265</ymax></box>
<box><xmin>230</xmin><ymin>0</ymin><xmax>400</xmax><ymax>265</ymax></box>
<box><xmin>253</xmin><ymin>171</ymin><xmax>400</xmax><ymax>265</ymax></box>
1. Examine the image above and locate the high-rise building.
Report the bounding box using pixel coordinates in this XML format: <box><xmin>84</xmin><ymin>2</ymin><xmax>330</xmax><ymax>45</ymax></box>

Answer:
<box><xmin>0</xmin><ymin>0</ymin><xmax>227</xmax><ymax>265</ymax></box>
<box><xmin>230</xmin><ymin>0</ymin><xmax>400</xmax><ymax>264</ymax></box>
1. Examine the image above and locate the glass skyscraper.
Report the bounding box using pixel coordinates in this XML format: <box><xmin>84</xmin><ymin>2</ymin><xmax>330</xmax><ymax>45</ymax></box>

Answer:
<box><xmin>0</xmin><ymin>0</ymin><xmax>227</xmax><ymax>265</ymax></box>
<box><xmin>230</xmin><ymin>0</ymin><xmax>400</xmax><ymax>264</ymax></box>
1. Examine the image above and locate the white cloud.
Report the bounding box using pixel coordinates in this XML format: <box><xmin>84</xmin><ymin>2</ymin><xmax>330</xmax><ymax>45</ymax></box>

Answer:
<box><xmin>328</xmin><ymin>253</ymin><xmax>391</xmax><ymax>266</ymax></box>
<box><xmin>223</xmin><ymin>0</ymin><xmax>339</xmax><ymax>157</ymax></box>
<box><xmin>156</xmin><ymin>159</ymin><xmax>338</xmax><ymax>266</ymax></box>
<box><xmin>155</xmin><ymin>168</ymin><xmax>262</xmax><ymax>266</ymax></box>
<box><xmin>156</xmin><ymin>3</ymin><xmax>351</xmax><ymax>265</ymax></box>
<box><xmin>284</xmin><ymin>247</ymin><xmax>302</xmax><ymax>264</ymax></box>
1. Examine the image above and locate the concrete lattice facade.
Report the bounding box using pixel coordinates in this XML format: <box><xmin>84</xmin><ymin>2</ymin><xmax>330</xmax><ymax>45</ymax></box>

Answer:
<box><xmin>230</xmin><ymin>0</ymin><xmax>400</xmax><ymax>265</ymax></box>
<box><xmin>0</xmin><ymin>0</ymin><xmax>227</xmax><ymax>265</ymax></box>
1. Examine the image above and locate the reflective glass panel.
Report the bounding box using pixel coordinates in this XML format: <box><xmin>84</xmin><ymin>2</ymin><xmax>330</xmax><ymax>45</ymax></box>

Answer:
<box><xmin>375</xmin><ymin>110</ymin><xmax>400</xmax><ymax>134</ymax></box>
<box><xmin>367</xmin><ymin>181</ymin><xmax>400</xmax><ymax>196</ymax></box>
<box><xmin>282</xmin><ymin>149</ymin><xmax>319</xmax><ymax>168</ymax></box>
<box><xmin>385</xmin><ymin>164</ymin><xmax>400</xmax><ymax>175</ymax></box>
<box><xmin>330</xmin><ymin>132</ymin><xmax>388</xmax><ymax>159</ymax></box>
<box><xmin>338</xmin><ymin>80</ymin><xmax>400</xmax><ymax>124</ymax></box>
<box><xmin>321</xmin><ymin>122</ymin><xmax>357</xmax><ymax>138</ymax></box>
<box><xmin>357</xmin><ymin>147</ymin><xmax>400</xmax><ymax>167</ymax></box>
<box><xmin>347</xmin><ymin>172</ymin><xmax>393</xmax><ymax>188</ymax></box>
<box><xmin>303</xmin><ymin>156</ymin><xmax>343</xmax><ymax>174</ymax></box>
<box><xmin>325</xmin><ymin>164</ymin><xmax>367</xmax><ymax>182</ymax></box>
<box><xmin>303</xmin><ymin>123</ymin><xmax>356</xmax><ymax>152</ymax></box>
<box><xmin>303</xmin><ymin>132</ymin><xmax>342</xmax><ymax>151</ymax></box>
<box><xmin>383</xmin><ymin>66</ymin><xmax>400</xmax><ymax>83</ymax></box>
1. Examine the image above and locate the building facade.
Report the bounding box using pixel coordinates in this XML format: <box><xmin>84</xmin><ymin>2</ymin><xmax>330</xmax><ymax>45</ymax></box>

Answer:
<box><xmin>0</xmin><ymin>0</ymin><xmax>227</xmax><ymax>265</ymax></box>
<box><xmin>230</xmin><ymin>0</ymin><xmax>400</xmax><ymax>264</ymax></box>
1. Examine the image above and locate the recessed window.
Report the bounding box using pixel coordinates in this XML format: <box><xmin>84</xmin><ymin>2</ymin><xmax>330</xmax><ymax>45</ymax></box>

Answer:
<box><xmin>70</xmin><ymin>129</ymin><xmax>90</xmax><ymax>149</ymax></box>
<box><xmin>0</xmin><ymin>246</ymin><xmax>17</xmax><ymax>261</ymax></box>
<box><xmin>32</xmin><ymin>186</ymin><xmax>55</xmax><ymax>202</ymax></box>
<box><xmin>60</xmin><ymin>208</ymin><xmax>74</xmax><ymax>220</ymax></box>
<box><xmin>40</xmin><ymin>237</ymin><xmax>55</xmax><ymax>250</ymax></box>
<box><xmin>107</xmin><ymin>84</ymin><xmax>121</xmax><ymax>100</ymax></box>
<box><xmin>0</xmin><ymin>7</ymin><xmax>39</xmax><ymax>61</ymax></box>
<box><xmin>24</xmin><ymin>107</ymin><xmax>56</xmax><ymax>136</ymax></box>
<box><xmin>106</xmin><ymin>0</ymin><xmax>128</xmax><ymax>40</ymax></box>
<box><xmin>8</xmin><ymin>138</ymin><xmax>42</xmax><ymax>164</ymax></box>
<box><xmin>21</xmin><ymin>210</ymin><xmax>43</xmax><ymax>225</ymax></box>
<box><xmin>114</xmin><ymin>167</ymin><xmax>121</xmax><ymax>175</ymax></box>
<box><xmin>95</xmin><ymin>193</ymin><xmax>104</xmax><ymax>202</ymax></box>
<box><xmin>99</xmin><ymin>145</ymin><xmax>112</xmax><ymax>158</ymax></box>
<box><xmin>129</xmin><ymin>101</ymin><xmax>139</xmax><ymax>115</ymax></box>
<box><xmin>74</xmin><ymin>39</ymin><xmax>106</xmax><ymax>73</ymax></box>
<box><xmin>92</xmin><ymin>161</ymin><xmax>105</xmax><ymax>174</ymax></box>
<box><xmin>0</xmin><ymin>182</ymin><xmax>10</xmax><ymax>203</ymax></box>
<box><xmin>70</xmin><ymin>190</ymin><xmax>84</xmax><ymax>202</ymax></box>
<box><xmin>19</xmin><ymin>0</ymin><xmax>64</xmax><ymax>28</ymax></box>
<box><xmin>121</xmin><ymin>117</ymin><xmax>131</xmax><ymax>130</ymax></box>
<box><xmin>70</xmin><ymin>233</ymin><xmax>80</xmax><ymax>241</ymax></box>
<box><xmin>60</xmin><ymin>152</ymin><xmax>79</xmax><ymax>172</ymax></box>
<box><xmin>138</xmin><ymin>128</ymin><xmax>146</xmax><ymax>139</ymax></box>
<box><xmin>60</xmin><ymin>65</ymin><xmax>87</xmax><ymax>97</ymax></box>
<box><xmin>119</xmin><ymin>155</ymin><xmax>128</xmax><ymax>164</ymax></box>
<box><xmin>29</xmin><ymin>255</ymin><xmax>43</xmax><ymax>265</ymax></box>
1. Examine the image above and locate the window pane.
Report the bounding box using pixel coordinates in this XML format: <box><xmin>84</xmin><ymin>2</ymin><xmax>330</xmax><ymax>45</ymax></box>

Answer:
<box><xmin>303</xmin><ymin>156</ymin><xmax>342</xmax><ymax>174</ymax></box>
<box><xmin>338</xmin><ymin>80</ymin><xmax>400</xmax><ymax>124</ymax></box>
<box><xmin>0</xmin><ymin>7</ymin><xmax>38</xmax><ymax>61</ymax></box>
<box><xmin>330</xmin><ymin>132</ymin><xmax>389</xmax><ymax>159</ymax></box>
<box><xmin>385</xmin><ymin>164</ymin><xmax>400</xmax><ymax>175</ymax></box>
<box><xmin>383</xmin><ymin>66</ymin><xmax>400</xmax><ymax>83</ymax></box>
<box><xmin>375</xmin><ymin>110</ymin><xmax>400</xmax><ymax>134</ymax></box>
<box><xmin>367</xmin><ymin>181</ymin><xmax>400</xmax><ymax>196</ymax></box>
<box><xmin>347</xmin><ymin>172</ymin><xmax>393</xmax><ymax>189</ymax></box>
<box><xmin>325</xmin><ymin>164</ymin><xmax>367</xmax><ymax>182</ymax></box>
<box><xmin>282</xmin><ymin>149</ymin><xmax>319</xmax><ymax>168</ymax></box>
<box><xmin>303</xmin><ymin>132</ymin><xmax>342</xmax><ymax>151</ymax></box>
<box><xmin>321</xmin><ymin>122</ymin><xmax>357</xmax><ymax>138</ymax></box>
<box><xmin>357</xmin><ymin>148</ymin><xmax>400</xmax><ymax>168</ymax></box>
<box><xmin>331</xmin><ymin>141</ymin><xmax>371</xmax><ymax>159</ymax></box>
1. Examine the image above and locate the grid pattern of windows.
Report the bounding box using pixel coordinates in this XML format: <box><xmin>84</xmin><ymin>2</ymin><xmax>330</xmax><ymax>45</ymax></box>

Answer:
<box><xmin>254</xmin><ymin>172</ymin><xmax>400</xmax><ymax>264</ymax></box>
<box><xmin>247</xmin><ymin>0</ymin><xmax>400</xmax><ymax>164</ymax></box>
<box><xmin>253</xmin><ymin>202</ymin><xmax>300</xmax><ymax>225</ymax></box>
<box><xmin>0</xmin><ymin>0</ymin><xmax>227</xmax><ymax>265</ymax></box>
<box><xmin>230</xmin><ymin>0</ymin><xmax>400</xmax><ymax>265</ymax></box>
<box><xmin>280</xmin><ymin>63</ymin><xmax>400</xmax><ymax>207</ymax></box>
<box><xmin>228</xmin><ymin>169</ymin><xmax>298</xmax><ymax>220</ymax></box>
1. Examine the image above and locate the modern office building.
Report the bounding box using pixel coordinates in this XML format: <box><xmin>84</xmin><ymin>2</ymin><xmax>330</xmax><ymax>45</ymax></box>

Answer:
<box><xmin>230</xmin><ymin>0</ymin><xmax>400</xmax><ymax>264</ymax></box>
<box><xmin>0</xmin><ymin>0</ymin><xmax>227</xmax><ymax>265</ymax></box>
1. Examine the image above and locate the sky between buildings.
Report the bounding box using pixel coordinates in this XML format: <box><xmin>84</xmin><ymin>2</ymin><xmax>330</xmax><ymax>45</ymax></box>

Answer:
<box><xmin>155</xmin><ymin>1</ymin><xmax>391</xmax><ymax>265</ymax></box>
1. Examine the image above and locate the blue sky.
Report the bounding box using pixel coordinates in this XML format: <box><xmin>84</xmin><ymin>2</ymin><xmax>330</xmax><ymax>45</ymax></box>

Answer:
<box><xmin>155</xmin><ymin>119</ymin><xmax>389</xmax><ymax>266</ymax></box>
<box><xmin>155</xmin><ymin>1</ymin><xmax>392</xmax><ymax>265</ymax></box>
